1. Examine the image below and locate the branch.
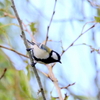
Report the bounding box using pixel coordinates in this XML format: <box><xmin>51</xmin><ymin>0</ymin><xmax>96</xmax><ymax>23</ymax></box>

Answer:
<box><xmin>11</xmin><ymin>0</ymin><xmax>46</xmax><ymax>100</ymax></box>
<box><xmin>73</xmin><ymin>43</ymin><xmax>100</xmax><ymax>53</ymax></box>
<box><xmin>0</xmin><ymin>45</ymin><xmax>29</xmax><ymax>58</ymax></box>
<box><xmin>46</xmin><ymin>65</ymin><xmax>63</xmax><ymax>100</ymax></box>
<box><xmin>61</xmin><ymin>23</ymin><xmax>96</xmax><ymax>56</ymax></box>
<box><xmin>45</xmin><ymin>0</ymin><xmax>57</xmax><ymax>45</ymax></box>
<box><xmin>61</xmin><ymin>82</ymin><xmax>75</xmax><ymax>89</ymax></box>
<box><xmin>0</xmin><ymin>68</ymin><xmax>7</xmax><ymax>79</ymax></box>
<box><xmin>87</xmin><ymin>0</ymin><xmax>100</xmax><ymax>7</ymax></box>
<box><xmin>44</xmin><ymin>2</ymin><xmax>61</xmax><ymax>97</ymax></box>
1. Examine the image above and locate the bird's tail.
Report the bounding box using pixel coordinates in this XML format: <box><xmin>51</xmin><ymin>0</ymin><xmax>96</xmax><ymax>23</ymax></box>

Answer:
<box><xmin>27</xmin><ymin>39</ymin><xmax>35</xmax><ymax>45</ymax></box>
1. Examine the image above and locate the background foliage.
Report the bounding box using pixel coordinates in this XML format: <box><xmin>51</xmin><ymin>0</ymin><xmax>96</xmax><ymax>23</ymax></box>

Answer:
<box><xmin>0</xmin><ymin>0</ymin><xmax>100</xmax><ymax>100</ymax></box>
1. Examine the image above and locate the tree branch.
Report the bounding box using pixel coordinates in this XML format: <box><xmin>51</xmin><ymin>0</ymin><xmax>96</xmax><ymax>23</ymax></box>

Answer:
<box><xmin>11</xmin><ymin>0</ymin><xmax>46</xmax><ymax>100</ymax></box>
<box><xmin>46</xmin><ymin>65</ymin><xmax>63</xmax><ymax>100</ymax></box>
<box><xmin>61</xmin><ymin>82</ymin><xmax>75</xmax><ymax>89</ymax></box>
<box><xmin>0</xmin><ymin>45</ymin><xmax>28</xmax><ymax>58</ymax></box>
<box><xmin>61</xmin><ymin>23</ymin><xmax>96</xmax><ymax>56</ymax></box>
<box><xmin>0</xmin><ymin>68</ymin><xmax>7</xmax><ymax>79</ymax></box>
<box><xmin>45</xmin><ymin>0</ymin><xmax>57</xmax><ymax>45</ymax></box>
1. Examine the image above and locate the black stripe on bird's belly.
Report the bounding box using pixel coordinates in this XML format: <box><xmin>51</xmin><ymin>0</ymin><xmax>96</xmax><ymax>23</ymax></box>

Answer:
<box><xmin>34</xmin><ymin>56</ymin><xmax>57</xmax><ymax>64</ymax></box>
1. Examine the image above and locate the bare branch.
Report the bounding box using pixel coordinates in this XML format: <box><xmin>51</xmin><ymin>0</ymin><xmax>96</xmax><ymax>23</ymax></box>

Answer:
<box><xmin>87</xmin><ymin>0</ymin><xmax>100</xmax><ymax>8</ymax></box>
<box><xmin>73</xmin><ymin>43</ymin><xmax>100</xmax><ymax>53</ymax></box>
<box><xmin>0</xmin><ymin>45</ymin><xmax>29</xmax><ymax>58</ymax></box>
<box><xmin>0</xmin><ymin>68</ymin><xmax>7</xmax><ymax>79</ymax></box>
<box><xmin>22</xmin><ymin>22</ymin><xmax>36</xmax><ymax>43</ymax></box>
<box><xmin>11</xmin><ymin>0</ymin><xmax>46</xmax><ymax>100</ymax></box>
<box><xmin>45</xmin><ymin>0</ymin><xmax>57</xmax><ymax>45</ymax></box>
<box><xmin>46</xmin><ymin>65</ymin><xmax>63</xmax><ymax>100</ymax></box>
<box><xmin>61</xmin><ymin>23</ymin><xmax>96</xmax><ymax>56</ymax></box>
<box><xmin>61</xmin><ymin>82</ymin><xmax>75</xmax><ymax>89</ymax></box>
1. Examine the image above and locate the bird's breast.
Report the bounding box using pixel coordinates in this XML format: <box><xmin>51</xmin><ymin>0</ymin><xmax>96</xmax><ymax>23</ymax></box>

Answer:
<box><xmin>33</xmin><ymin>45</ymin><xmax>49</xmax><ymax>59</ymax></box>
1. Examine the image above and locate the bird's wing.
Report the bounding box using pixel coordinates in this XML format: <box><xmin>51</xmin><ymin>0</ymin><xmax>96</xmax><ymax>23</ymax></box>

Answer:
<box><xmin>38</xmin><ymin>44</ymin><xmax>51</xmax><ymax>53</ymax></box>
<box><xmin>33</xmin><ymin>44</ymin><xmax>50</xmax><ymax>59</ymax></box>
<box><xmin>27</xmin><ymin>39</ymin><xmax>51</xmax><ymax>53</ymax></box>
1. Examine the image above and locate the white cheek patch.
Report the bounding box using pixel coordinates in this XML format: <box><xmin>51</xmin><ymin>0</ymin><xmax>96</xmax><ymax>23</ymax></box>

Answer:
<box><xmin>51</xmin><ymin>52</ymin><xmax>58</xmax><ymax>60</ymax></box>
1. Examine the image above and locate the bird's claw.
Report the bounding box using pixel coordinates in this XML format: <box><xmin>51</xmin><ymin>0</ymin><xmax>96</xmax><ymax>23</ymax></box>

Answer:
<box><xmin>31</xmin><ymin>62</ymin><xmax>36</xmax><ymax>67</ymax></box>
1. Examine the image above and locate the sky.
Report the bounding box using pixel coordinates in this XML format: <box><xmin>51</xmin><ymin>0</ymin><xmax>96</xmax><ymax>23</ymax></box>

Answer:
<box><xmin>1</xmin><ymin>0</ymin><xmax>100</xmax><ymax>99</ymax></box>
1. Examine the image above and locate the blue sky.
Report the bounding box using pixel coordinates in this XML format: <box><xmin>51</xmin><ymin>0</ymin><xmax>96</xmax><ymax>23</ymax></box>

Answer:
<box><xmin>1</xmin><ymin>0</ymin><xmax>100</xmax><ymax>99</ymax></box>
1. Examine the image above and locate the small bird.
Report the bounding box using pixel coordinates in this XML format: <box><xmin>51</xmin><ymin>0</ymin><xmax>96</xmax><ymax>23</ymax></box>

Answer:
<box><xmin>27</xmin><ymin>40</ymin><xmax>61</xmax><ymax>64</ymax></box>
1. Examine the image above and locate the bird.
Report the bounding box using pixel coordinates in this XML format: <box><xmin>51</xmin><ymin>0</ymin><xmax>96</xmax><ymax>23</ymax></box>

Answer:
<box><xmin>26</xmin><ymin>40</ymin><xmax>61</xmax><ymax>64</ymax></box>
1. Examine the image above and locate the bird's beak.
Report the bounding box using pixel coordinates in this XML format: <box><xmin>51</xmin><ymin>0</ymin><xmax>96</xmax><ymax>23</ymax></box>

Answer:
<box><xmin>59</xmin><ymin>61</ymin><xmax>62</xmax><ymax>64</ymax></box>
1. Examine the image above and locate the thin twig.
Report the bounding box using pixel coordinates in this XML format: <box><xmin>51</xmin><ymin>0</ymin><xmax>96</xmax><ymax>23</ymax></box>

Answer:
<box><xmin>11</xmin><ymin>0</ymin><xmax>46</xmax><ymax>100</ymax></box>
<box><xmin>45</xmin><ymin>0</ymin><xmax>57</xmax><ymax>45</ymax></box>
<box><xmin>0</xmin><ymin>68</ymin><xmax>7</xmax><ymax>79</ymax></box>
<box><xmin>73</xmin><ymin>43</ymin><xmax>99</xmax><ymax>53</ymax></box>
<box><xmin>87</xmin><ymin>0</ymin><xmax>100</xmax><ymax>7</ymax></box>
<box><xmin>91</xmin><ymin>25</ymin><xmax>99</xmax><ymax>99</ymax></box>
<box><xmin>22</xmin><ymin>22</ymin><xmax>36</xmax><ymax>43</ymax></box>
<box><xmin>61</xmin><ymin>82</ymin><xmax>75</xmax><ymax>89</ymax></box>
<box><xmin>46</xmin><ymin>65</ymin><xmax>63</xmax><ymax>100</ymax></box>
<box><xmin>61</xmin><ymin>23</ymin><xmax>96</xmax><ymax>56</ymax></box>
<box><xmin>0</xmin><ymin>45</ymin><xmax>29</xmax><ymax>58</ymax></box>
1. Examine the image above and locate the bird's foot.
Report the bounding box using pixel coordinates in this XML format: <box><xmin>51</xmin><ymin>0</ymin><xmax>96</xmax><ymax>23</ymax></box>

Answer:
<box><xmin>31</xmin><ymin>62</ymin><xmax>36</xmax><ymax>67</ymax></box>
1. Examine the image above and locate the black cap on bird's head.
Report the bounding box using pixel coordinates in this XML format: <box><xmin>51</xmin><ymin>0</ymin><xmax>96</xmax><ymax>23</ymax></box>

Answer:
<box><xmin>51</xmin><ymin>50</ymin><xmax>61</xmax><ymax>63</ymax></box>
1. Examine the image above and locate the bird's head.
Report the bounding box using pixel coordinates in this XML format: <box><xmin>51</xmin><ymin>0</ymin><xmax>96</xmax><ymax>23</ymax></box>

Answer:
<box><xmin>51</xmin><ymin>50</ymin><xmax>61</xmax><ymax>63</ymax></box>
